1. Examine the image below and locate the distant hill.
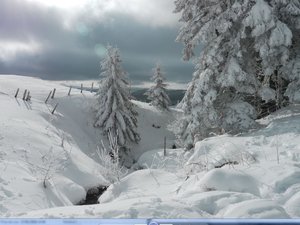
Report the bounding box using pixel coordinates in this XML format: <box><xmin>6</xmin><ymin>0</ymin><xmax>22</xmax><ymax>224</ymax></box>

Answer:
<box><xmin>69</xmin><ymin>84</ymin><xmax>186</xmax><ymax>106</ymax></box>
<box><xmin>131</xmin><ymin>88</ymin><xmax>186</xmax><ymax>106</ymax></box>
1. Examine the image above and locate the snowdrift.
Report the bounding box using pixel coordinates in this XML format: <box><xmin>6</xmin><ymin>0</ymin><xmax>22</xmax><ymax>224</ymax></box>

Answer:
<box><xmin>2</xmin><ymin>75</ymin><xmax>300</xmax><ymax>218</ymax></box>
<box><xmin>0</xmin><ymin>75</ymin><xmax>175</xmax><ymax>216</ymax></box>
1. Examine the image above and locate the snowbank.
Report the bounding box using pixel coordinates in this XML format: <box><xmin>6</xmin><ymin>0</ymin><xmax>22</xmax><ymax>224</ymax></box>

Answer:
<box><xmin>184</xmin><ymin>168</ymin><xmax>260</xmax><ymax>196</ymax></box>
<box><xmin>0</xmin><ymin>76</ymin><xmax>109</xmax><ymax>216</ymax></box>
<box><xmin>99</xmin><ymin>169</ymin><xmax>181</xmax><ymax>203</ymax></box>
<box><xmin>221</xmin><ymin>199</ymin><xmax>289</xmax><ymax>218</ymax></box>
<box><xmin>0</xmin><ymin>75</ymin><xmax>178</xmax><ymax>216</ymax></box>
<box><xmin>2</xmin><ymin>75</ymin><xmax>300</xmax><ymax>218</ymax></box>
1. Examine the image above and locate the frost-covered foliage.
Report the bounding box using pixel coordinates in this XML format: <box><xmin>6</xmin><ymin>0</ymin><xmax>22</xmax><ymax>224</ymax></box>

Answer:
<box><xmin>145</xmin><ymin>64</ymin><xmax>171</xmax><ymax>110</ymax></box>
<box><xmin>94</xmin><ymin>46</ymin><xmax>140</xmax><ymax>148</ymax></box>
<box><xmin>96</xmin><ymin>131</ymin><xmax>127</xmax><ymax>184</ymax></box>
<box><xmin>278</xmin><ymin>0</ymin><xmax>300</xmax><ymax>103</ymax></box>
<box><xmin>173</xmin><ymin>0</ymin><xmax>300</xmax><ymax>149</ymax></box>
<box><xmin>26</xmin><ymin>146</ymin><xmax>70</xmax><ymax>188</ymax></box>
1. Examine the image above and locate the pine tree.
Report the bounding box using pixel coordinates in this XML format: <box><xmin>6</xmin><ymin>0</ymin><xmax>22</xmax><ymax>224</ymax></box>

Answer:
<box><xmin>145</xmin><ymin>64</ymin><xmax>171</xmax><ymax>110</ymax></box>
<box><xmin>94</xmin><ymin>45</ymin><xmax>140</xmax><ymax>148</ymax></box>
<box><xmin>173</xmin><ymin>0</ymin><xmax>258</xmax><ymax>149</ymax></box>
<box><xmin>276</xmin><ymin>0</ymin><xmax>300</xmax><ymax>103</ymax></box>
<box><xmin>173</xmin><ymin>0</ymin><xmax>299</xmax><ymax>149</ymax></box>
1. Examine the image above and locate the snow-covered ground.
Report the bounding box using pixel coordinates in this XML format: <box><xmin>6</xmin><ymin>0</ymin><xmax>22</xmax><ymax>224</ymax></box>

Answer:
<box><xmin>0</xmin><ymin>75</ymin><xmax>175</xmax><ymax>216</ymax></box>
<box><xmin>1</xmin><ymin>75</ymin><xmax>300</xmax><ymax>218</ymax></box>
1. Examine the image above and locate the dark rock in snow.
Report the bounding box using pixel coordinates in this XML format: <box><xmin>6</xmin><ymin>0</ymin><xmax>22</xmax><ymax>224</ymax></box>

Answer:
<box><xmin>77</xmin><ymin>185</ymin><xmax>108</xmax><ymax>205</ymax></box>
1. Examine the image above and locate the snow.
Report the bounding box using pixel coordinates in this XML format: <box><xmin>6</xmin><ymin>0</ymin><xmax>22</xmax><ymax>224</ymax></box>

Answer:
<box><xmin>187</xmin><ymin>168</ymin><xmax>260</xmax><ymax>196</ymax></box>
<box><xmin>221</xmin><ymin>199</ymin><xmax>289</xmax><ymax>218</ymax></box>
<box><xmin>187</xmin><ymin>137</ymin><xmax>256</xmax><ymax>170</ymax></box>
<box><xmin>285</xmin><ymin>191</ymin><xmax>300</xmax><ymax>217</ymax></box>
<box><xmin>131</xmin><ymin>100</ymin><xmax>176</xmax><ymax>158</ymax></box>
<box><xmin>99</xmin><ymin>169</ymin><xmax>181</xmax><ymax>203</ymax></box>
<box><xmin>181</xmin><ymin>191</ymin><xmax>257</xmax><ymax>216</ymax></box>
<box><xmin>269</xmin><ymin>21</ymin><xmax>292</xmax><ymax>48</ymax></box>
<box><xmin>136</xmin><ymin>148</ymin><xmax>187</xmax><ymax>173</ymax></box>
<box><xmin>2</xmin><ymin>75</ymin><xmax>300</xmax><ymax>218</ymax></box>
<box><xmin>0</xmin><ymin>75</ymin><xmax>110</xmax><ymax>216</ymax></box>
<box><xmin>0</xmin><ymin>75</ymin><xmax>177</xmax><ymax>217</ymax></box>
<box><xmin>244</xmin><ymin>0</ymin><xmax>275</xmax><ymax>37</ymax></box>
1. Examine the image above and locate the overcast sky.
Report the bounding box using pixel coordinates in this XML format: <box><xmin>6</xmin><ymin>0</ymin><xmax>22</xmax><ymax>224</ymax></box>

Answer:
<box><xmin>0</xmin><ymin>0</ymin><xmax>194</xmax><ymax>87</ymax></box>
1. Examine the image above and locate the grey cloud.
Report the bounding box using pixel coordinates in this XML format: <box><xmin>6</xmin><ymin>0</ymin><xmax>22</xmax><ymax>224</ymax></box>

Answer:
<box><xmin>0</xmin><ymin>0</ymin><xmax>65</xmax><ymax>43</ymax></box>
<box><xmin>0</xmin><ymin>0</ymin><xmax>193</xmax><ymax>85</ymax></box>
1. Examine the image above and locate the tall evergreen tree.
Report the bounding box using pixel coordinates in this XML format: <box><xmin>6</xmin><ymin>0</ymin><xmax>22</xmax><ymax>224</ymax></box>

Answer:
<box><xmin>173</xmin><ymin>0</ymin><xmax>299</xmax><ymax>149</ymax></box>
<box><xmin>145</xmin><ymin>64</ymin><xmax>171</xmax><ymax>110</ymax></box>
<box><xmin>276</xmin><ymin>0</ymin><xmax>300</xmax><ymax>103</ymax></box>
<box><xmin>94</xmin><ymin>45</ymin><xmax>140</xmax><ymax>148</ymax></box>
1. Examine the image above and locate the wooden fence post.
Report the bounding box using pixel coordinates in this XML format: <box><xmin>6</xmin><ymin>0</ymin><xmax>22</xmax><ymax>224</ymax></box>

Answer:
<box><xmin>15</xmin><ymin>88</ymin><xmax>19</xmax><ymax>98</ymax></box>
<box><xmin>81</xmin><ymin>84</ymin><xmax>83</xmax><ymax>93</ymax></box>
<box><xmin>23</xmin><ymin>89</ymin><xmax>27</xmax><ymax>100</ymax></box>
<box><xmin>51</xmin><ymin>103</ymin><xmax>59</xmax><ymax>115</ymax></box>
<box><xmin>164</xmin><ymin>136</ymin><xmax>167</xmax><ymax>157</ymax></box>
<box><xmin>26</xmin><ymin>91</ymin><xmax>30</xmax><ymax>101</ymax></box>
<box><xmin>68</xmin><ymin>86</ymin><xmax>72</xmax><ymax>96</ymax></box>
<box><xmin>45</xmin><ymin>91</ymin><xmax>52</xmax><ymax>104</ymax></box>
<box><xmin>51</xmin><ymin>88</ymin><xmax>56</xmax><ymax>99</ymax></box>
<box><xmin>91</xmin><ymin>82</ymin><xmax>94</xmax><ymax>93</ymax></box>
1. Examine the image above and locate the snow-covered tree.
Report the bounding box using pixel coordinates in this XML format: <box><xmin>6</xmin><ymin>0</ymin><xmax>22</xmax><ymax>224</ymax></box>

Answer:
<box><xmin>276</xmin><ymin>0</ymin><xmax>300</xmax><ymax>103</ymax></box>
<box><xmin>94</xmin><ymin>45</ymin><xmax>140</xmax><ymax>148</ymax></box>
<box><xmin>96</xmin><ymin>130</ymin><xmax>128</xmax><ymax>184</ymax></box>
<box><xmin>173</xmin><ymin>0</ymin><xmax>299</xmax><ymax>149</ymax></box>
<box><xmin>173</xmin><ymin>1</ymin><xmax>257</xmax><ymax>149</ymax></box>
<box><xmin>145</xmin><ymin>64</ymin><xmax>171</xmax><ymax>110</ymax></box>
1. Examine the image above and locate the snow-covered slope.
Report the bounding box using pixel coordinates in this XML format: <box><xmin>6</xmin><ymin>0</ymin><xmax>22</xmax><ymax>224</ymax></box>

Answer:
<box><xmin>23</xmin><ymin>105</ymin><xmax>300</xmax><ymax>218</ymax></box>
<box><xmin>0</xmin><ymin>75</ymin><xmax>109</xmax><ymax>216</ymax></box>
<box><xmin>1</xmin><ymin>75</ymin><xmax>300</xmax><ymax>218</ymax></box>
<box><xmin>0</xmin><ymin>75</ymin><xmax>176</xmax><ymax>216</ymax></box>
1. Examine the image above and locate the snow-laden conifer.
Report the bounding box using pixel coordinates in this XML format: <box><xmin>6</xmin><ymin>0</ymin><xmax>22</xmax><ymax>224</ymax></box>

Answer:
<box><xmin>145</xmin><ymin>64</ymin><xmax>171</xmax><ymax>110</ymax></box>
<box><xmin>173</xmin><ymin>0</ymin><xmax>299</xmax><ymax>149</ymax></box>
<box><xmin>173</xmin><ymin>1</ymin><xmax>258</xmax><ymax>148</ymax></box>
<box><xmin>94</xmin><ymin>45</ymin><xmax>140</xmax><ymax>147</ymax></box>
<box><xmin>276</xmin><ymin>0</ymin><xmax>300</xmax><ymax>103</ymax></box>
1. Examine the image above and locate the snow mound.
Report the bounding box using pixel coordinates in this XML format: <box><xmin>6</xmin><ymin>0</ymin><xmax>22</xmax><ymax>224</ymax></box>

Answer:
<box><xmin>183</xmin><ymin>169</ymin><xmax>260</xmax><ymax>196</ymax></box>
<box><xmin>21</xmin><ymin>197</ymin><xmax>210</xmax><ymax>218</ymax></box>
<box><xmin>285</xmin><ymin>191</ymin><xmax>300</xmax><ymax>217</ymax></box>
<box><xmin>222</xmin><ymin>199</ymin><xmax>290</xmax><ymax>218</ymax></box>
<box><xmin>181</xmin><ymin>191</ymin><xmax>258</xmax><ymax>216</ymax></box>
<box><xmin>274</xmin><ymin>170</ymin><xmax>300</xmax><ymax>193</ymax></box>
<box><xmin>99</xmin><ymin>169</ymin><xmax>180</xmax><ymax>203</ymax></box>
<box><xmin>187</xmin><ymin>138</ymin><xmax>256</xmax><ymax>171</ymax></box>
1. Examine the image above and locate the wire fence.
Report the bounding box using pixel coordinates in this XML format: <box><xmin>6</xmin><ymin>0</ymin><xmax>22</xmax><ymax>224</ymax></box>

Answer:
<box><xmin>10</xmin><ymin>82</ymin><xmax>95</xmax><ymax>115</ymax></box>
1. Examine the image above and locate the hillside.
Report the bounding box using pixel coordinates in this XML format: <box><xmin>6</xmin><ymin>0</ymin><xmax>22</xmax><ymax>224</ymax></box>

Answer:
<box><xmin>1</xmin><ymin>75</ymin><xmax>300</xmax><ymax>218</ymax></box>
<box><xmin>0</xmin><ymin>75</ymin><xmax>176</xmax><ymax>216</ymax></box>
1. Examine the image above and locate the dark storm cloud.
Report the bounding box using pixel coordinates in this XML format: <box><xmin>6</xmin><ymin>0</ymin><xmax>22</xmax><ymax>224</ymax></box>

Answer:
<box><xmin>0</xmin><ymin>0</ymin><xmax>193</xmax><ymax>84</ymax></box>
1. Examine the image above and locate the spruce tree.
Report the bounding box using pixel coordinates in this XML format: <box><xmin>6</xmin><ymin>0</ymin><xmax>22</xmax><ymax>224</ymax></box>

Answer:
<box><xmin>173</xmin><ymin>0</ymin><xmax>299</xmax><ymax>149</ymax></box>
<box><xmin>145</xmin><ymin>64</ymin><xmax>171</xmax><ymax>110</ymax></box>
<box><xmin>94</xmin><ymin>45</ymin><xmax>140</xmax><ymax>148</ymax></box>
<box><xmin>277</xmin><ymin>0</ymin><xmax>300</xmax><ymax>103</ymax></box>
